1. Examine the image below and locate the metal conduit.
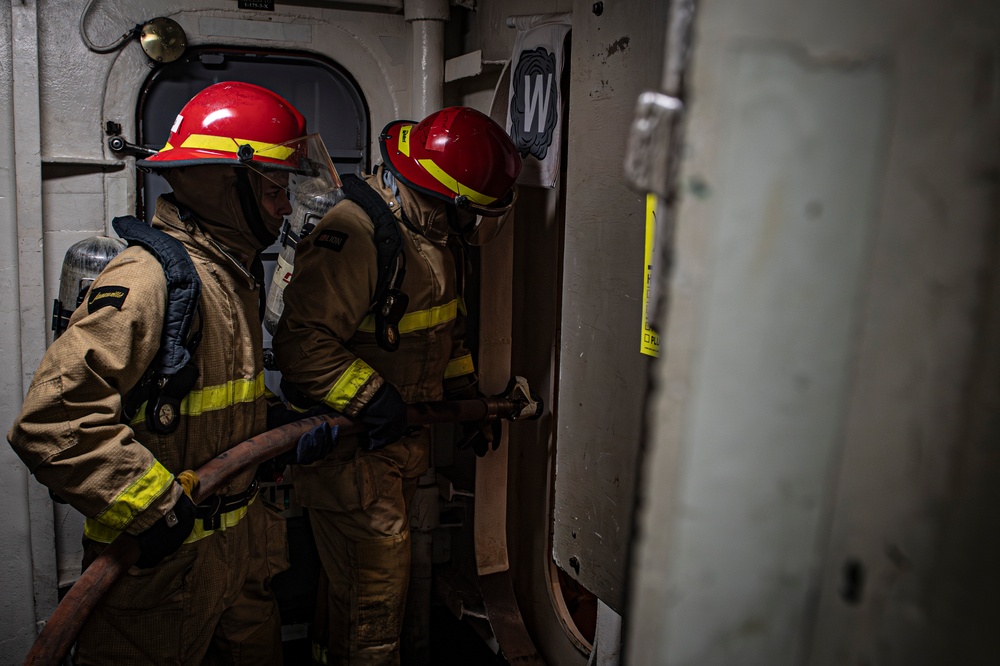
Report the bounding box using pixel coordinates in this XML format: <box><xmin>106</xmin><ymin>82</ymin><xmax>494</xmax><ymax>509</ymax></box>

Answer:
<box><xmin>10</xmin><ymin>0</ymin><xmax>59</xmax><ymax>639</ymax></box>
<box><xmin>401</xmin><ymin>1</ymin><xmax>448</xmax><ymax>660</ymax></box>
<box><xmin>405</xmin><ymin>0</ymin><xmax>448</xmax><ymax>118</ymax></box>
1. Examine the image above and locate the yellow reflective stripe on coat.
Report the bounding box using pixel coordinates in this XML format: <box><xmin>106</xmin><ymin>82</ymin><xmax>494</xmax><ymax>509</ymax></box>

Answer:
<box><xmin>84</xmin><ymin>495</ymin><xmax>257</xmax><ymax>545</ymax></box>
<box><xmin>444</xmin><ymin>354</ymin><xmax>474</xmax><ymax>379</ymax></box>
<box><xmin>93</xmin><ymin>461</ymin><xmax>175</xmax><ymax>531</ymax></box>
<box><xmin>130</xmin><ymin>373</ymin><xmax>266</xmax><ymax>426</ymax></box>
<box><xmin>358</xmin><ymin>299</ymin><xmax>459</xmax><ymax>335</ymax></box>
<box><xmin>323</xmin><ymin>359</ymin><xmax>376</xmax><ymax>412</ymax></box>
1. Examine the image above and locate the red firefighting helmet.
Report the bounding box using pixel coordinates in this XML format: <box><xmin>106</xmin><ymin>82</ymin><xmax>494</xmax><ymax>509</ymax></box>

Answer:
<box><xmin>379</xmin><ymin>107</ymin><xmax>521</xmax><ymax>216</ymax></box>
<box><xmin>138</xmin><ymin>81</ymin><xmax>309</xmax><ymax>172</ymax></box>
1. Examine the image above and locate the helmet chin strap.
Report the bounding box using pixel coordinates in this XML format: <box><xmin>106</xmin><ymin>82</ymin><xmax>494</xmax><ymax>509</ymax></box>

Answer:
<box><xmin>235</xmin><ymin>168</ymin><xmax>278</xmax><ymax>248</ymax></box>
<box><xmin>446</xmin><ymin>201</ymin><xmax>481</xmax><ymax>237</ymax></box>
<box><xmin>445</xmin><ymin>204</ymin><xmax>458</xmax><ymax>233</ymax></box>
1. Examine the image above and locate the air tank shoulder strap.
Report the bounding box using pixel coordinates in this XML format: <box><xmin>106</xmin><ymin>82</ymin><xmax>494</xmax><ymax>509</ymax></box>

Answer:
<box><xmin>112</xmin><ymin>215</ymin><xmax>202</xmax><ymax>435</ymax></box>
<box><xmin>340</xmin><ymin>174</ymin><xmax>406</xmax><ymax>307</ymax></box>
<box><xmin>340</xmin><ymin>173</ymin><xmax>408</xmax><ymax>351</ymax></box>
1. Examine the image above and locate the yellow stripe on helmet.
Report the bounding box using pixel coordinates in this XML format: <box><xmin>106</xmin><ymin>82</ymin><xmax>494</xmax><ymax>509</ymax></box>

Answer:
<box><xmin>179</xmin><ymin>134</ymin><xmax>296</xmax><ymax>160</ymax></box>
<box><xmin>417</xmin><ymin>158</ymin><xmax>497</xmax><ymax>206</ymax></box>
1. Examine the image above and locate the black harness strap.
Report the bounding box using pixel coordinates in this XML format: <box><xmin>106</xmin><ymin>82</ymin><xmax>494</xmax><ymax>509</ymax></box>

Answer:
<box><xmin>195</xmin><ymin>479</ymin><xmax>259</xmax><ymax>530</ymax></box>
<box><xmin>113</xmin><ymin>216</ymin><xmax>202</xmax><ymax>435</ymax></box>
<box><xmin>340</xmin><ymin>174</ymin><xmax>408</xmax><ymax>351</ymax></box>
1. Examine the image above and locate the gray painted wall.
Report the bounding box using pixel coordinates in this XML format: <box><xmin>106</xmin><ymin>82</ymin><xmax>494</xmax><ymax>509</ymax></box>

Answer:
<box><xmin>629</xmin><ymin>0</ymin><xmax>1000</xmax><ymax>665</ymax></box>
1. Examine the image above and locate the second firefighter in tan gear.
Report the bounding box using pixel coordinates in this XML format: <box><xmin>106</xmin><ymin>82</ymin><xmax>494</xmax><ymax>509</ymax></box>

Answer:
<box><xmin>274</xmin><ymin>164</ymin><xmax>472</xmax><ymax>663</ymax></box>
<box><xmin>273</xmin><ymin>106</ymin><xmax>522</xmax><ymax>664</ymax></box>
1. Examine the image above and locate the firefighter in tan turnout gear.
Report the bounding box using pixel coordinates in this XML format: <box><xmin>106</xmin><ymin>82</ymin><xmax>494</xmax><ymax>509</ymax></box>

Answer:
<box><xmin>272</xmin><ymin>106</ymin><xmax>522</xmax><ymax>664</ymax></box>
<box><xmin>7</xmin><ymin>81</ymin><xmax>340</xmax><ymax>665</ymax></box>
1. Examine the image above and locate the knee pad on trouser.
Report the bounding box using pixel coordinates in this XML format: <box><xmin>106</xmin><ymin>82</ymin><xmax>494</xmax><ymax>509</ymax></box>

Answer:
<box><xmin>343</xmin><ymin>530</ymin><xmax>411</xmax><ymax>663</ymax></box>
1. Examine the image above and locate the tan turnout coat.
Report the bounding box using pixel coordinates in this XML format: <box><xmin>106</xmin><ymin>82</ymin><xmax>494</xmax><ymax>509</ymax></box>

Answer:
<box><xmin>8</xmin><ymin>195</ymin><xmax>266</xmax><ymax>539</ymax></box>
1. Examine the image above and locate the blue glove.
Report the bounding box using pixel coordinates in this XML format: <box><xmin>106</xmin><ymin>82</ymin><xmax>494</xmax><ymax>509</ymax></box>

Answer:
<box><xmin>266</xmin><ymin>403</ymin><xmax>339</xmax><ymax>466</ymax></box>
<box><xmin>294</xmin><ymin>421</ymin><xmax>340</xmax><ymax>464</ymax></box>
<box><xmin>360</xmin><ymin>384</ymin><xmax>408</xmax><ymax>451</ymax></box>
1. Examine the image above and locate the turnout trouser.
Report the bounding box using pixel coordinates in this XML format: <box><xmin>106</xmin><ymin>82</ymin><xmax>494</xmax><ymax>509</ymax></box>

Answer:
<box><xmin>293</xmin><ymin>430</ymin><xmax>427</xmax><ymax>666</ymax></box>
<box><xmin>75</xmin><ymin>499</ymin><xmax>289</xmax><ymax>666</ymax></box>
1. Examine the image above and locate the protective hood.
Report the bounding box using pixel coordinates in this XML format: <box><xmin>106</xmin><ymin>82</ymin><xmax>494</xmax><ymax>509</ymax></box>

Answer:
<box><xmin>393</xmin><ymin>169</ymin><xmax>512</xmax><ymax>247</ymax></box>
<box><xmin>162</xmin><ymin>165</ymin><xmax>283</xmax><ymax>263</ymax></box>
<box><xmin>391</xmin><ymin>171</ymin><xmax>452</xmax><ymax>245</ymax></box>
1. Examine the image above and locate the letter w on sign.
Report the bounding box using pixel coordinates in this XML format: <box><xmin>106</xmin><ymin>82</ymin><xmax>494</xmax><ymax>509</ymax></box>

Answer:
<box><xmin>506</xmin><ymin>14</ymin><xmax>571</xmax><ymax>189</ymax></box>
<box><xmin>514</xmin><ymin>59</ymin><xmax>555</xmax><ymax>154</ymax></box>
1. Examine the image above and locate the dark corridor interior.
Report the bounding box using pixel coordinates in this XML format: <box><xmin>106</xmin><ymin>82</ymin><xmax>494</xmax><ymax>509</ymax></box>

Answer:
<box><xmin>276</xmin><ymin>511</ymin><xmax>507</xmax><ymax>666</ymax></box>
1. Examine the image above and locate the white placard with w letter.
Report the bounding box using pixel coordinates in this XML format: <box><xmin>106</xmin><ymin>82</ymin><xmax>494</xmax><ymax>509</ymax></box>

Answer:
<box><xmin>506</xmin><ymin>13</ymin><xmax>571</xmax><ymax>189</ymax></box>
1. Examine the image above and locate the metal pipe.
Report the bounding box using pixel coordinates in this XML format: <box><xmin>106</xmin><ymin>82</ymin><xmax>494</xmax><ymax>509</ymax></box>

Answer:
<box><xmin>11</xmin><ymin>0</ymin><xmax>59</xmax><ymax>639</ymax></box>
<box><xmin>400</xmin><ymin>5</ymin><xmax>447</xmax><ymax>658</ymax></box>
<box><xmin>404</xmin><ymin>0</ymin><xmax>448</xmax><ymax>118</ymax></box>
<box><xmin>1</xmin><ymin>1</ymin><xmax>45</xmax><ymax>655</ymax></box>
<box><xmin>410</xmin><ymin>19</ymin><xmax>445</xmax><ymax>117</ymax></box>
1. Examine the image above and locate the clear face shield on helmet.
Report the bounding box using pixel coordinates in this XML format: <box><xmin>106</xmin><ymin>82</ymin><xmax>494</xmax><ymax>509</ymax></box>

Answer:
<box><xmin>245</xmin><ymin>132</ymin><xmax>344</xmax><ymax>214</ymax></box>
<box><xmin>452</xmin><ymin>185</ymin><xmax>518</xmax><ymax>246</ymax></box>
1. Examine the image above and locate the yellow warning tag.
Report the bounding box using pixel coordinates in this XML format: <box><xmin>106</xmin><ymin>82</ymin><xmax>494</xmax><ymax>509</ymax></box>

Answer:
<box><xmin>399</xmin><ymin>125</ymin><xmax>412</xmax><ymax>157</ymax></box>
<box><xmin>640</xmin><ymin>194</ymin><xmax>660</xmax><ymax>357</ymax></box>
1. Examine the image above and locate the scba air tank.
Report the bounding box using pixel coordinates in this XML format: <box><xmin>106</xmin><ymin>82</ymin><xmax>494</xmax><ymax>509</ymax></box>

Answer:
<box><xmin>51</xmin><ymin>235</ymin><xmax>128</xmax><ymax>338</ymax></box>
<box><xmin>263</xmin><ymin>186</ymin><xmax>343</xmax><ymax>334</ymax></box>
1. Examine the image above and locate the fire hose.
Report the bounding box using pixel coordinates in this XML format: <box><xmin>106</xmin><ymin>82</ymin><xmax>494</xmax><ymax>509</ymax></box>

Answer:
<box><xmin>23</xmin><ymin>377</ymin><xmax>541</xmax><ymax>666</ymax></box>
